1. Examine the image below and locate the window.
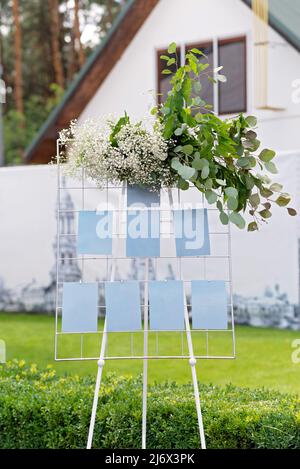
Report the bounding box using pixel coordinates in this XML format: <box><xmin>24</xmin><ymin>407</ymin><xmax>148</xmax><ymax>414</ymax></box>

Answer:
<box><xmin>218</xmin><ymin>36</ymin><xmax>247</xmax><ymax>114</ymax></box>
<box><xmin>156</xmin><ymin>36</ymin><xmax>247</xmax><ymax>115</ymax></box>
<box><xmin>157</xmin><ymin>47</ymin><xmax>181</xmax><ymax>105</ymax></box>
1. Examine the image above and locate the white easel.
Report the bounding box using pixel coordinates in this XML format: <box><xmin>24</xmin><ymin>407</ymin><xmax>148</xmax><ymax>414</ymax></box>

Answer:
<box><xmin>54</xmin><ymin>139</ymin><xmax>235</xmax><ymax>450</ymax></box>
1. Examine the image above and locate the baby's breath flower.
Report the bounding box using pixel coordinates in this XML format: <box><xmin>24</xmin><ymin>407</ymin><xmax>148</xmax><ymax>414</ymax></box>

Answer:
<box><xmin>62</xmin><ymin>118</ymin><xmax>176</xmax><ymax>190</ymax></box>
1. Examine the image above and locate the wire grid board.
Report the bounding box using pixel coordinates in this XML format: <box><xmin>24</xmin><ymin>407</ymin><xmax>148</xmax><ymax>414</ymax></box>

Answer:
<box><xmin>54</xmin><ymin>140</ymin><xmax>236</xmax><ymax>362</ymax></box>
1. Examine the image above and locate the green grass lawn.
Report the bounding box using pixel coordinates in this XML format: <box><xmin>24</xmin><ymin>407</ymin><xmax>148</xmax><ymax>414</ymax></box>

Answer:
<box><xmin>1</xmin><ymin>313</ymin><xmax>300</xmax><ymax>394</ymax></box>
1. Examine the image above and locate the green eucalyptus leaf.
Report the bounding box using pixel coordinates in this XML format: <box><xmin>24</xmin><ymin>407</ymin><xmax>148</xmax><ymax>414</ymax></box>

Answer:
<box><xmin>178</xmin><ymin>165</ymin><xmax>196</xmax><ymax>180</ymax></box>
<box><xmin>174</xmin><ymin>145</ymin><xmax>182</xmax><ymax>153</ymax></box>
<box><xmin>265</xmin><ymin>161</ymin><xmax>278</xmax><ymax>174</ymax></box>
<box><xmin>167</xmin><ymin>42</ymin><xmax>177</xmax><ymax>54</ymax></box>
<box><xmin>216</xmin><ymin>179</ymin><xmax>226</xmax><ymax>186</ymax></box>
<box><xmin>229</xmin><ymin>212</ymin><xmax>246</xmax><ymax>229</ymax></box>
<box><xmin>259</xmin><ymin>149</ymin><xmax>276</xmax><ymax>162</ymax></box>
<box><xmin>205</xmin><ymin>178</ymin><xmax>213</xmax><ymax>189</ymax></box>
<box><xmin>174</xmin><ymin>128</ymin><xmax>183</xmax><ymax>136</ymax></box>
<box><xmin>269</xmin><ymin>183</ymin><xmax>283</xmax><ymax>192</ymax></box>
<box><xmin>276</xmin><ymin>194</ymin><xmax>291</xmax><ymax>207</ymax></box>
<box><xmin>216</xmin><ymin>200</ymin><xmax>223</xmax><ymax>212</ymax></box>
<box><xmin>162</xmin><ymin>69</ymin><xmax>172</xmax><ymax>75</ymax></box>
<box><xmin>236</xmin><ymin>157</ymin><xmax>250</xmax><ymax>168</ymax></box>
<box><xmin>248</xmin><ymin>221</ymin><xmax>258</xmax><ymax>232</ymax></box>
<box><xmin>178</xmin><ymin>178</ymin><xmax>189</xmax><ymax>190</ymax></box>
<box><xmin>260</xmin><ymin>187</ymin><xmax>273</xmax><ymax>198</ymax></box>
<box><xmin>248</xmin><ymin>156</ymin><xmax>257</xmax><ymax>168</ymax></box>
<box><xmin>259</xmin><ymin>209</ymin><xmax>272</xmax><ymax>219</ymax></box>
<box><xmin>205</xmin><ymin>189</ymin><xmax>218</xmax><ymax>204</ymax></box>
<box><xmin>167</xmin><ymin>58</ymin><xmax>176</xmax><ymax>66</ymax></box>
<box><xmin>182</xmin><ymin>144</ymin><xmax>194</xmax><ymax>156</ymax></box>
<box><xmin>249</xmin><ymin>193</ymin><xmax>260</xmax><ymax>208</ymax></box>
<box><xmin>171</xmin><ymin>157</ymin><xmax>182</xmax><ymax>171</ymax></box>
<box><xmin>245</xmin><ymin>115</ymin><xmax>257</xmax><ymax>127</ymax></box>
<box><xmin>245</xmin><ymin>130</ymin><xmax>257</xmax><ymax>140</ymax></box>
<box><xmin>190</xmin><ymin>48</ymin><xmax>206</xmax><ymax>56</ymax></box>
<box><xmin>192</xmin><ymin>157</ymin><xmax>209</xmax><ymax>171</ymax></box>
<box><xmin>245</xmin><ymin>174</ymin><xmax>255</xmax><ymax>190</ymax></box>
<box><xmin>225</xmin><ymin>187</ymin><xmax>238</xmax><ymax>198</ymax></box>
<box><xmin>199</xmin><ymin>63</ymin><xmax>209</xmax><ymax>72</ymax></box>
<box><xmin>193</xmin><ymin>81</ymin><xmax>202</xmax><ymax>93</ymax></box>
<box><xmin>227</xmin><ymin>197</ymin><xmax>238</xmax><ymax>210</ymax></box>
<box><xmin>220</xmin><ymin>211</ymin><xmax>229</xmax><ymax>225</ymax></box>
<box><xmin>201</xmin><ymin>165</ymin><xmax>210</xmax><ymax>179</ymax></box>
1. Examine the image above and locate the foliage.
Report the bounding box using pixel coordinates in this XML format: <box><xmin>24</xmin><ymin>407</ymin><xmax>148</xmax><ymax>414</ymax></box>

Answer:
<box><xmin>1</xmin><ymin>0</ymin><xmax>125</xmax><ymax>164</ymax></box>
<box><xmin>0</xmin><ymin>360</ymin><xmax>300</xmax><ymax>449</ymax></box>
<box><xmin>3</xmin><ymin>84</ymin><xmax>64</xmax><ymax>165</ymax></box>
<box><xmin>61</xmin><ymin>40</ymin><xmax>296</xmax><ymax>229</ymax></box>
<box><xmin>152</xmin><ymin>43</ymin><xmax>296</xmax><ymax>230</ymax></box>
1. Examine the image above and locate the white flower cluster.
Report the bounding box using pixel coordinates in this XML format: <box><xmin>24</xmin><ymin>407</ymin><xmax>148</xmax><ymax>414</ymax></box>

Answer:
<box><xmin>60</xmin><ymin>119</ymin><xmax>176</xmax><ymax>190</ymax></box>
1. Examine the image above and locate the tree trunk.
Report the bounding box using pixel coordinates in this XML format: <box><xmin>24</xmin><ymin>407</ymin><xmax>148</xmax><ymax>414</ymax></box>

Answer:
<box><xmin>74</xmin><ymin>0</ymin><xmax>85</xmax><ymax>67</ymax></box>
<box><xmin>48</xmin><ymin>0</ymin><xmax>64</xmax><ymax>88</ymax></box>
<box><xmin>12</xmin><ymin>0</ymin><xmax>23</xmax><ymax>115</ymax></box>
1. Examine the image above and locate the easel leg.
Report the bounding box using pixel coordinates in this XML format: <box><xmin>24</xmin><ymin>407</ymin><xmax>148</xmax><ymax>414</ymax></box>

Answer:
<box><xmin>87</xmin><ymin>262</ymin><xmax>116</xmax><ymax>449</ymax></box>
<box><xmin>87</xmin><ymin>357</ymin><xmax>105</xmax><ymax>449</ymax></box>
<box><xmin>142</xmin><ymin>258</ymin><xmax>149</xmax><ymax>449</ymax></box>
<box><xmin>189</xmin><ymin>357</ymin><xmax>206</xmax><ymax>449</ymax></box>
<box><xmin>184</xmin><ymin>291</ymin><xmax>206</xmax><ymax>449</ymax></box>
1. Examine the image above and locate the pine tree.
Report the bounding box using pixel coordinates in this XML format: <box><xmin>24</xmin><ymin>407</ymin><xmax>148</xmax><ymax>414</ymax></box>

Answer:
<box><xmin>12</xmin><ymin>0</ymin><xmax>23</xmax><ymax>114</ymax></box>
<box><xmin>48</xmin><ymin>0</ymin><xmax>64</xmax><ymax>88</ymax></box>
<box><xmin>74</xmin><ymin>0</ymin><xmax>85</xmax><ymax>67</ymax></box>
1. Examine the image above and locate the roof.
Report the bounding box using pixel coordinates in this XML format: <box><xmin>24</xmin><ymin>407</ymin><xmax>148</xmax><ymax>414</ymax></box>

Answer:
<box><xmin>25</xmin><ymin>0</ymin><xmax>300</xmax><ymax>164</ymax></box>
<box><xmin>242</xmin><ymin>0</ymin><xmax>300</xmax><ymax>51</ymax></box>
<box><xmin>25</xmin><ymin>0</ymin><xmax>159</xmax><ymax>164</ymax></box>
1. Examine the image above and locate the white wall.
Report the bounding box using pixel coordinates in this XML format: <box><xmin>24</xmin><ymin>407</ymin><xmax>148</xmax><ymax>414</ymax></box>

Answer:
<box><xmin>79</xmin><ymin>0</ymin><xmax>300</xmax><ymax>153</ymax></box>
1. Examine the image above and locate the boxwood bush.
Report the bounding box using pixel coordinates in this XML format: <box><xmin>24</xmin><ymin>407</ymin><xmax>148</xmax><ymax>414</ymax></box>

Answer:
<box><xmin>0</xmin><ymin>360</ymin><xmax>300</xmax><ymax>449</ymax></box>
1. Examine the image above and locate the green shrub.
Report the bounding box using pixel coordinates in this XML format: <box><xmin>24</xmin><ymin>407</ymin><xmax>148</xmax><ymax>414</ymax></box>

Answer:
<box><xmin>0</xmin><ymin>360</ymin><xmax>299</xmax><ymax>449</ymax></box>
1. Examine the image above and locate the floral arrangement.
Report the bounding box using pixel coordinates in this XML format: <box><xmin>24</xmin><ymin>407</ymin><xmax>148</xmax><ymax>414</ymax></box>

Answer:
<box><xmin>59</xmin><ymin>42</ymin><xmax>296</xmax><ymax>230</ymax></box>
<box><xmin>60</xmin><ymin>116</ymin><xmax>176</xmax><ymax>190</ymax></box>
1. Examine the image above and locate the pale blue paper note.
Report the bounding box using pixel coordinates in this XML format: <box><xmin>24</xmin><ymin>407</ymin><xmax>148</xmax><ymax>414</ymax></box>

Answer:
<box><xmin>105</xmin><ymin>281</ymin><xmax>142</xmax><ymax>332</ymax></box>
<box><xmin>127</xmin><ymin>184</ymin><xmax>160</xmax><ymax>206</ymax></box>
<box><xmin>62</xmin><ymin>282</ymin><xmax>98</xmax><ymax>333</ymax></box>
<box><xmin>173</xmin><ymin>208</ymin><xmax>210</xmax><ymax>257</ymax></box>
<box><xmin>149</xmin><ymin>281</ymin><xmax>185</xmax><ymax>331</ymax></box>
<box><xmin>191</xmin><ymin>280</ymin><xmax>228</xmax><ymax>330</ymax></box>
<box><xmin>77</xmin><ymin>210</ymin><xmax>112</xmax><ymax>255</ymax></box>
<box><xmin>126</xmin><ymin>185</ymin><xmax>160</xmax><ymax>257</ymax></box>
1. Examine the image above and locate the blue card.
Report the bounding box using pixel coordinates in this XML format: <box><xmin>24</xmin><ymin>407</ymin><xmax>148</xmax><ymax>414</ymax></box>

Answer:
<box><xmin>126</xmin><ymin>209</ymin><xmax>160</xmax><ymax>257</ymax></box>
<box><xmin>173</xmin><ymin>209</ymin><xmax>210</xmax><ymax>257</ymax></box>
<box><xmin>127</xmin><ymin>184</ymin><xmax>160</xmax><ymax>206</ymax></box>
<box><xmin>149</xmin><ymin>281</ymin><xmax>185</xmax><ymax>331</ymax></box>
<box><xmin>62</xmin><ymin>282</ymin><xmax>98</xmax><ymax>333</ymax></box>
<box><xmin>77</xmin><ymin>210</ymin><xmax>112</xmax><ymax>255</ymax></box>
<box><xmin>126</xmin><ymin>185</ymin><xmax>160</xmax><ymax>257</ymax></box>
<box><xmin>191</xmin><ymin>280</ymin><xmax>228</xmax><ymax>330</ymax></box>
<box><xmin>105</xmin><ymin>281</ymin><xmax>142</xmax><ymax>332</ymax></box>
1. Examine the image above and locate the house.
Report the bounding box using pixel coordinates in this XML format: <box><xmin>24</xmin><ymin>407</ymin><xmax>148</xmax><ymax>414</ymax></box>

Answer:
<box><xmin>24</xmin><ymin>0</ymin><xmax>300</xmax><ymax>164</ymax></box>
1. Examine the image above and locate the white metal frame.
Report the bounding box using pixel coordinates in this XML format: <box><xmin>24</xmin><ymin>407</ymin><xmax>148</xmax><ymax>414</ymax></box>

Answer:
<box><xmin>54</xmin><ymin>140</ymin><xmax>235</xmax><ymax>450</ymax></box>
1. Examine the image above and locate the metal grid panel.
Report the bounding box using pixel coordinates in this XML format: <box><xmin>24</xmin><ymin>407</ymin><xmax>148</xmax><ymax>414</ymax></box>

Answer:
<box><xmin>55</xmin><ymin>139</ymin><xmax>235</xmax><ymax>362</ymax></box>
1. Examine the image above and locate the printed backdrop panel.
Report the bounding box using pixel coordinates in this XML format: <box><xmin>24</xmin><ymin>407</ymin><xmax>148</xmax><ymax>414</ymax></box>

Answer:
<box><xmin>0</xmin><ymin>157</ymin><xmax>299</xmax><ymax>330</ymax></box>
